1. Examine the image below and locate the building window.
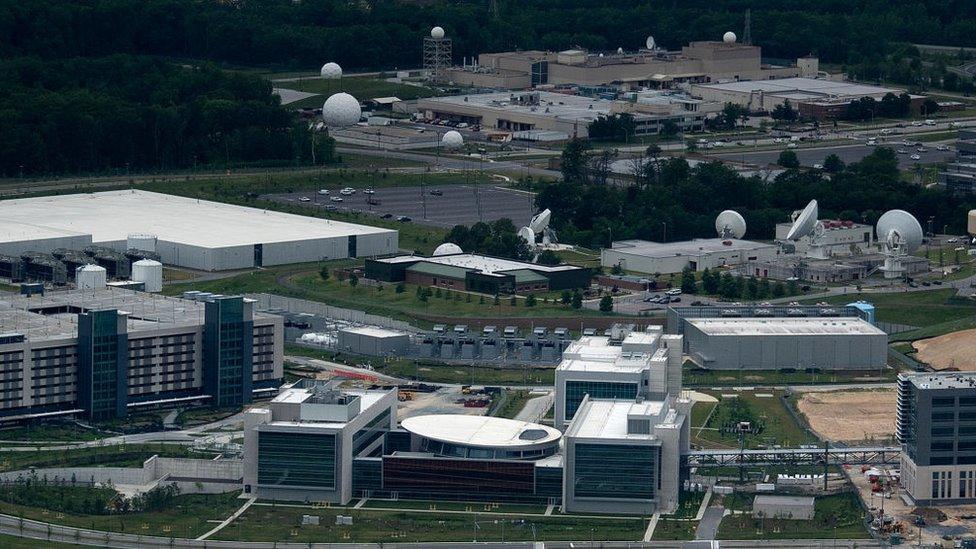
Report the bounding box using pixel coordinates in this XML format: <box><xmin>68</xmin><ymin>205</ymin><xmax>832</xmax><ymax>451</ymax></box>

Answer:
<box><xmin>257</xmin><ymin>431</ymin><xmax>337</xmax><ymax>489</ymax></box>
<box><xmin>563</xmin><ymin>381</ymin><xmax>638</xmax><ymax>421</ymax></box>
<box><xmin>574</xmin><ymin>443</ymin><xmax>658</xmax><ymax>500</ymax></box>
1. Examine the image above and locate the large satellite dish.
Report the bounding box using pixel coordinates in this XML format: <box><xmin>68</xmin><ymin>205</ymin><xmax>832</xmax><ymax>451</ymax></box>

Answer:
<box><xmin>432</xmin><ymin>243</ymin><xmax>463</xmax><ymax>256</ymax></box>
<box><xmin>645</xmin><ymin>35</ymin><xmax>656</xmax><ymax>50</ymax></box>
<box><xmin>786</xmin><ymin>199</ymin><xmax>818</xmax><ymax>241</ymax></box>
<box><xmin>518</xmin><ymin>227</ymin><xmax>536</xmax><ymax>249</ymax></box>
<box><xmin>441</xmin><ymin>130</ymin><xmax>463</xmax><ymax>149</ymax></box>
<box><xmin>715</xmin><ymin>210</ymin><xmax>747</xmax><ymax>239</ymax></box>
<box><xmin>320</xmin><ymin>62</ymin><xmax>342</xmax><ymax>79</ymax></box>
<box><xmin>322</xmin><ymin>93</ymin><xmax>361</xmax><ymax>127</ymax></box>
<box><xmin>529</xmin><ymin>209</ymin><xmax>552</xmax><ymax>234</ymax></box>
<box><xmin>877</xmin><ymin>210</ymin><xmax>923</xmax><ymax>253</ymax></box>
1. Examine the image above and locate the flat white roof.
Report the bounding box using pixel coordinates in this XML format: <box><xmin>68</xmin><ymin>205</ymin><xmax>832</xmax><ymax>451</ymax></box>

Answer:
<box><xmin>567</xmin><ymin>399</ymin><xmax>665</xmax><ymax>440</ymax></box>
<box><xmin>422</xmin><ymin>91</ymin><xmax>613</xmax><ymax>123</ymax></box>
<box><xmin>0</xmin><ymin>190</ymin><xmax>395</xmax><ymax>249</ymax></box>
<box><xmin>696</xmin><ymin>77</ymin><xmax>903</xmax><ymax>98</ymax></box>
<box><xmin>401</xmin><ymin>414</ymin><xmax>561</xmax><ymax>449</ymax></box>
<box><xmin>380</xmin><ymin>253</ymin><xmax>578</xmax><ymax>273</ymax></box>
<box><xmin>686</xmin><ymin>316</ymin><xmax>885</xmax><ymax>336</ymax></box>
<box><xmin>341</xmin><ymin>326</ymin><xmax>407</xmax><ymax>338</ymax></box>
<box><xmin>610</xmin><ymin>238</ymin><xmax>776</xmax><ymax>258</ymax></box>
<box><xmin>558</xmin><ymin>335</ymin><xmax>662</xmax><ymax>373</ymax></box>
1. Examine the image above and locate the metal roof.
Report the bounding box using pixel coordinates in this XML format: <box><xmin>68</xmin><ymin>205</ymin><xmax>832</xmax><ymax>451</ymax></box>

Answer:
<box><xmin>401</xmin><ymin>414</ymin><xmax>561</xmax><ymax>449</ymax></box>
<box><xmin>686</xmin><ymin>317</ymin><xmax>885</xmax><ymax>336</ymax></box>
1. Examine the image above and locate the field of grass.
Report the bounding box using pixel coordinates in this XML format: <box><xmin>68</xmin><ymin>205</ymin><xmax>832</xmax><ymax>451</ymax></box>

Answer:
<box><xmin>490</xmin><ymin>389</ymin><xmax>531</xmax><ymax>419</ymax></box>
<box><xmin>690</xmin><ymin>391</ymin><xmax>817</xmax><ymax>450</ymax></box>
<box><xmin>214</xmin><ymin>503</ymin><xmax>648</xmax><ymax>543</ymax></box>
<box><xmin>0</xmin><ymin>492</ymin><xmax>242</xmax><ymax>540</ymax></box>
<box><xmin>0</xmin><ymin>532</ymin><xmax>89</xmax><ymax>548</ymax></box>
<box><xmin>683</xmin><ymin>364</ymin><xmax>898</xmax><ymax>387</ymax></box>
<box><xmin>0</xmin><ymin>444</ymin><xmax>202</xmax><ymax>473</ymax></box>
<box><xmin>281</xmin><ymin>76</ymin><xmax>438</xmax><ymax>106</ymax></box>
<box><xmin>802</xmin><ymin>288</ymin><xmax>976</xmax><ymax>328</ymax></box>
<box><xmin>175</xmin><ymin>407</ymin><xmax>239</xmax><ymax>428</ymax></box>
<box><xmin>651</xmin><ymin>519</ymin><xmax>697</xmax><ymax>540</ymax></box>
<box><xmin>361</xmin><ymin>499</ymin><xmax>546</xmax><ymax>514</ymax></box>
<box><xmin>0</xmin><ymin>424</ymin><xmax>107</xmax><ymax>443</ymax></box>
<box><xmin>716</xmin><ymin>492</ymin><xmax>870</xmax><ymax>540</ymax></box>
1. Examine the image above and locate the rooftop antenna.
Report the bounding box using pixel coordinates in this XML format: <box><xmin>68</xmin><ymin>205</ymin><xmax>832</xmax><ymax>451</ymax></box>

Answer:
<box><xmin>743</xmin><ymin>9</ymin><xmax>752</xmax><ymax>45</ymax></box>
<box><xmin>877</xmin><ymin>210</ymin><xmax>923</xmax><ymax>280</ymax></box>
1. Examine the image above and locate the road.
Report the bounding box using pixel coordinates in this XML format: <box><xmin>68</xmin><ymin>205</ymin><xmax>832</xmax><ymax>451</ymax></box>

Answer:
<box><xmin>336</xmin><ymin>146</ymin><xmax>560</xmax><ymax>179</ymax></box>
<box><xmin>514</xmin><ymin>391</ymin><xmax>554</xmax><ymax>423</ymax></box>
<box><xmin>695</xmin><ymin>507</ymin><xmax>726</xmax><ymax>540</ymax></box>
<box><xmin>712</xmin><ymin>142</ymin><xmax>954</xmax><ymax>169</ymax></box>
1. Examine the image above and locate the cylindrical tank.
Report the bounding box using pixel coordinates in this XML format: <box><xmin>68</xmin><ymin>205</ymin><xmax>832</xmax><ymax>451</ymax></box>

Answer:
<box><xmin>131</xmin><ymin>259</ymin><xmax>163</xmax><ymax>292</ymax></box>
<box><xmin>76</xmin><ymin>264</ymin><xmax>107</xmax><ymax>290</ymax></box>
<box><xmin>127</xmin><ymin>234</ymin><xmax>158</xmax><ymax>253</ymax></box>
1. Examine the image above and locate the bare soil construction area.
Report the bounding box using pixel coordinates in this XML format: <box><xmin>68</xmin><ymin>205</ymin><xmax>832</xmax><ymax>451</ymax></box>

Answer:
<box><xmin>913</xmin><ymin>328</ymin><xmax>976</xmax><ymax>371</ymax></box>
<box><xmin>796</xmin><ymin>389</ymin><xmax>897</xmax><ymax>443</ymax></box>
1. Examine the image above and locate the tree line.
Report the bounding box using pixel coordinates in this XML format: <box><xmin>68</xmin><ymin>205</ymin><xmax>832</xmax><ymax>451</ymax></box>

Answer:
<box><xmin>544</xmin><ymin>141</ymin><xmax>976</xmax><ymax>249</ymax></box>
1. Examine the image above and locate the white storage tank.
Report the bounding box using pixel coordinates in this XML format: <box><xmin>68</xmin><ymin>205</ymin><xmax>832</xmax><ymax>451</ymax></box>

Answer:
<box><xmin>131</xmin><ymin>259</ymin><xmax>163</xmax><ymax>292</ymax></box>
<box><xmin>126</xmin><ymin>233</ymin><xmax>158</xmax><ymax>253</ymax></box>
<box><xmin>76</xmin><ymin>264</ymin><xmax>107</xmax><ymax>290</ymax></box>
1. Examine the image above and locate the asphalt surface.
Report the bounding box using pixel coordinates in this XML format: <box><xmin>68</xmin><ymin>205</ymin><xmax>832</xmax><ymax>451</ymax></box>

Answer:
<box><xmin>712</xmin><ymin>142</ymin><xmax>955</xmax><ymax>169</ymax></box>
<box><xmin>695</xmin><ymin>507</ymin><xmax>726</xmax><ymax>540</ymax></box>
<box><xmin>266</xmin><ymin>183</ymin><xmax>537</xmax><ymax>228</ymax></box>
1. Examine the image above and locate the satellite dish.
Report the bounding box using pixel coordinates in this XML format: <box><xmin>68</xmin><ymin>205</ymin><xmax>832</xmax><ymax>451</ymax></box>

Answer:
<box><xmin>786</xmin><ymin>199</ymin><xmax>818</xmax><ymax>241</ymax></box>
<box><xmin>877</xmin><ymin>210</ymin><xmax>923</xmax><ymax>253</ymax></box>
<box><xmin>320</xmin><ymin>62</ymin><xmax>342</xmax><ymax>79</ymax></box>
<box><xmin>431</xmin><ymin>26</ymin><xmax>445</xmax><ymax>39</ymax></box>
<box><xmin>518</xmin><ymin>226</ymin><xmax>536</xmax><ymax>249</ymax></box>
<box><xmin>432</xmin><ymin>243</ymin><xmax>463</xmax><ymax>256</ymax></box>
<box><xmin>617</xmin><ymin>47</ymin><xmax>624</xmax><ymax>54</ymax></box>
<box><xmin>723</xmin><ymin>31</ymin><xmax>737</xmax><ymax>44</ymax></box>
<box><xmin>715</xmin><ymin>210</ymin><xmax>747</xmax><ymax>239</ymax></box>
<box><xmin>322</xmin><ymin>93</ymin><xmax>361</xmax><ymax>127</ymax></box>
<box><xmin>529</xmin><ymin>209</ymin><xmax>552</xmax><ymax>234</ymax></box>
<box><xmin>441</xmin><ymin>130</ymin><xmax>463</xmax><ymax>149</ymax></box>
<box><xmin>646</xmin><ymin>35</ymin><xmax>656</xmax><ymax>50</ymax></box>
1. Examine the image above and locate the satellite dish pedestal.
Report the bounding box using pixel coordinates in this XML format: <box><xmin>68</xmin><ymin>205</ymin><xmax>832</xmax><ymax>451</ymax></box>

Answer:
<box><xmin>876</xmin><ymin>210</ymin><xmax>924</xmax><ymax>280</ymax></box>
<box><xmin>805</xmin><ymin>222</ymin><xmax>830</xmax><ymax>260</ymax></box>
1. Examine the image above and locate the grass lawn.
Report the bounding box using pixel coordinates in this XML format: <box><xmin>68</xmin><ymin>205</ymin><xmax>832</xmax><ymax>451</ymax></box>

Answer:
<box><xmin>175</xmin><ymin>407</ymin><xmax>240</xmax><ymax>428</ymax></box>
<box><xmin>651</xmin><ymin>519</ymin><xmax>697</xmax><ymax>540</ymax></box>
<box><xmin>690</xmin><ymin>391</ymin><xmax>817</xmax><ymax>450</ymax></box>
<box><xmin>286</xmin><ymin>343</ymin><xmax>557</xmax><ymax>385</ymax></box>
<box><xmin>802</xmin><ymin>289</ymin><xmax>976</xmax><ymax>328</ymax></box>
<box><xmin>361</xmin><ymin>499</ymin><xmax>546</xmax><ymax>514</ymax></box>
<box><xmin>490</xmin><ymin>389</ymin><xmax>531</xmax><ymax>419</ymax></box>
<box><xmin>0</xmin><ymin>424</ymin><xmax>108</xmax><ymax>443</ymax></box>
<box><xmin>282</xmin><ymin>76</ymin><xmax>438</xmax><ymax>103</ymax></box>
<box><xmin>0</xmin><ymin>492</ymin><xmax>242</xmax><ymax>540</ymax></box>
<box><xmin>0</xmin><ymin>532</ymin><xmax>89</xmax><ymax>548</ymax></box>
<box><xmin>716</xmin><ymin>492</ymin><xmax>870</xmax><ymax>540</ymax></box>
<box><xmin>0</xmin><ymin>444</ymin><xmax>202</xmax><ymax>473</ymax></box>
<box><xmin>891</xmin><ymin>316</ymin><xmax>976</xmax><ymax>342</ymax></box>
<box><xmin>673</xmin><ymin>491</ymin><xmax>705</xmax><ymax>519</ymax></box>
<box><xmin>214</xmin><ymin>504</ymin><xmax>648</xmax><ymax>543</ymax></box>
<box><xmin>683</xmin><ymin>364</ymin><xmax>898</xmax><ymax>387</ymax></box>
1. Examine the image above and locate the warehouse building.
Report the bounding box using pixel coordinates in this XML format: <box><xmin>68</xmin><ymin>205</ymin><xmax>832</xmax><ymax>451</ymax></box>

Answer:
<box><xmin>601</xmin><ymin>238</ymin><xmax>780</xmax><ymax>275</ymax></box>
<box><xmin>775</xmin><ymin>219</ymin><xmax>874</xmax><ymax>256</ymax></box>
<box><xmin>336</xmin><ymin>326</ymin><xmax>410</xmax><ymax>356</ymax></box>
<box><xmin>667</xmin><ymin>304</ymin><xmax>873</xmax><ymax>335</ymax></box>
<box><xmin>554</xmin><ymin>326</ymin><xmax>683</xmax><ymax>428</ymax></box>
<box><xmin>897</xmin><ymin>373</ymin><xmax>976</xmax><ymax>504</ymax></box>
<box><xmin>682</xmin><ymin>317</ymin><xmax>887</xmax><ymax>371</ymax></box>
<box><xmin>691</xmin><ymin>78</ymin><xmax>925</xmax><ymax>119</ymax></box>
<box><xmin>441</xmin><ymin>38</ymin><xmax>817</xmax><ymax>90</ymax></box>
<box><xmin>562</xmin><ymin>394</ymin><xmax>689</xmax><ymax>515</ymax></box>
<box><xmin>0</xmin><ymin>287</ymin><xmax>283</xmax><ymax>422</ymax></box>
<box><xmin>365</xmin><ymin>253</ymin><xmax>591</xmax><ymax>295</ymax></box>
<box><xmin>0</xmin><ymin>190</ymin><xmax>398</xmax><ymax>271</ymax></box>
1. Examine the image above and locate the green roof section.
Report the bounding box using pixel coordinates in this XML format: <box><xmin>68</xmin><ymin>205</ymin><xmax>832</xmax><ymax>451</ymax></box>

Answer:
<box><xmin>502</xmin><ymin>269</ymin><xmax>549</xmax><ymax>284</ymax></box>
<box><xmin>406</xmin><ymin>261</ymin><xmax>471</xmax><ymax>279</ymax></box>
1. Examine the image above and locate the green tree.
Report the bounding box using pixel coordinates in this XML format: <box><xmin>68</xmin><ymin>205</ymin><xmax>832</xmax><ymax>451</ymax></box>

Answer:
<box><xmin>416</xmin><ymin>286</ymin><xmax>428</xmax><ymax>302</ymax></box>
<box><xmin>536</xmin><ymin>250</ymin><xmax>562</xmax><ymax>265</ymax></box>
<box><xmin>822</xmin><ymin>154</ymin><xmax>844</xmax><ymax>173</ymax></box>
<box><xmin>611</xmin><ymin>263</ymin><xmax>624</xmax><ymax>275</ymax></box>
<box><xmin>701</xmin><ymin>268</ymin><xmax>719</xmax><ymax>295</ymax></box>
<box><xmin>561</xmin><ymin>138</ymin><xmax>591</xmax><ymax>184</ymax></box>
<box><xmin>680</xmin><ymin>267</ymin><xmax>697</xmax><ymax>294</ymax></box>
<box><xmin>771</xmin><ymin>281</ymin><xmax>786</xmax><ymax>298</ymax></box>
<box><xmin>777</xmin><ymin>149</ymin><xmax>800</xmax><ymax>168</ymax></box>
<box><xmin>718</xmin><ymin>272</ymin><xmax>738</xmax><ymax>299</ymax></box>
<box><xmin>395</xmin><ymin>282</ymin><xmax>405</xmax><ymax>294</ymax></box>
<box><xmin>348</xmin><ymin>273</ymin><xmax>358</xmax><ymax>288</ymax></box>
<box><xmin>525</xmin><ymin>294</ymin><xmax>537</xmax><ymax>307</ymax></box>
<box><xmin>509</xmin><ymin>295</ymin><xmax>517</xmax><ymax>306</ymax></box>
<box><xmin>560</xmin><ymin>290</ymin><xmax>572</xmax><ymax>305</ymax></box>
<box><xmin>599</xmin><ymin>295</ymin><xmax>614</xmax><ymax>313</ymax></box>
<box><xmin>319</xmin><ymin>266</ymin><xmax>330</xmax><ymax>281</ymax></box>
<box><xmin>571</xmin><ymin>290</ymin><xmax>583</xmax><ymax>309</ymax></box>
<box><xmin>770</xmin><ymin>100</ymin><xmax>798</xmax><ymax>122</ymax></box>
<box><xmin>685</xmin><ymin>138</ymin><xmax>699</xmax><ymax>153</ymax></box>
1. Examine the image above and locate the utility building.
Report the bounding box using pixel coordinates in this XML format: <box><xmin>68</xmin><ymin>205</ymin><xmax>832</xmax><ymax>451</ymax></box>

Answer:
<box><xmin>682</xmin><ymin>317</ymin><xmax>886</xmax><ymax>371</ymax></box>
<box><xmin>601</xmin><ymin>238</ymin><xmax>779</xmax><ymax>275</ymax></box>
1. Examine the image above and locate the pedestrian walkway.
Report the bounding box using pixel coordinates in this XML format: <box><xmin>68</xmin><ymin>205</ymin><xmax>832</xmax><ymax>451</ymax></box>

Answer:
<box><xmin>196</xmin><ymin>497</ymin><xmax>255</xmax><ymax>540</ymax></box>
<box><xmin>642</xmin><ymin>512</ymin><xmax>660</xmax><ymax>541</ymax></box>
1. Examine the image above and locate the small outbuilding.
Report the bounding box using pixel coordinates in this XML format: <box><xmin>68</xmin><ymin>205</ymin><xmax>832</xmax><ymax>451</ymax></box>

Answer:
<box><xmin>336</xmin><ymin>326</ymin><xmax>410</xmax><ymax>356</ymax></box>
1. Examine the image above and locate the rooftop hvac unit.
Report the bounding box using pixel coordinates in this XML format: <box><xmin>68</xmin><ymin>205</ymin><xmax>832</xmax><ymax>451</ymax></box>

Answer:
<box><xmin>131</xmin><ymin>259</ymin><xmax>163</xmax><ymax>292</ymax></box>
<box><xmin>76</xmin><ymin>264</ymin><xmax>107</xmax><ymax>290</ymax></box>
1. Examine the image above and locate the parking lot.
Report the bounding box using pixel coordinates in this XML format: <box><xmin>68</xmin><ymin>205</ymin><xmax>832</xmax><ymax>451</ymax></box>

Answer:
<box><xmin>266</xmin><ymin>183</ymin><xmax>536</xmax><ymax>228</ymax></box>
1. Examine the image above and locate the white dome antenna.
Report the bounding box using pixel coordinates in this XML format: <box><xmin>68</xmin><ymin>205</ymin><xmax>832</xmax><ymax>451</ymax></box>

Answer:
<box><xmin>715</xmin><ymin>210</ymin><xmax>747</xmax><ymax>239</ymax></box>
<box><xmin>441</xmin><ymin>130</ymin><xmax>463</xmax><ymax>149</ymax></box>
<box><xmin>432</xmin><ymin>243</ymin><xmax>463</xmax><ymax>256</ymax></box>
<box><xmin>431</xmin><ymin>26</ymin><xmax>445</xmax><ymax>39</ymax></box>
<box><xmin>645</xmin><ymin>35</ymin><xmax>657</xmax><ymax>50</ymax></box>
<box><xmin>723</xmin><ymin>31</ymin><xmax>737</xmax><ymax>44</ymax></box>
<box><xmin>320</xmin><ymin>62</ymin><xmax>342</xmax><ymax>79</ymax></box>
<box><xmin>321</xmin><ymin>93</ymin><xmax>361</xmax><ymax>127</ymax></box>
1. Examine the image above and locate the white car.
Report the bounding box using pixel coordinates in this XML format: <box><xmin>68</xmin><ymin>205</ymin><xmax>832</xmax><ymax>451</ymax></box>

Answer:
<box><xmin>330</xmin><ymin>196</ymin><xmax>343</xmax><ymax>202</ymax></box>
<box><xmin>866</xmin><ymin>140</ymin><xmax>877</xmax><ymax>146</ymax></box>
<box><xmin>317</xmin><ymin>189</ymin><xmax>329</xmax><ymax>195</ymax></box>
<box><xmin>363</xmin><ymin>188</ymin><xmax>375</xmax><ymax>195</ymax></box>
<box><xmin>924</xmin><ymin>119</ymin><xmax>936</xmax><ymax>126</ymax></box>
<box><xmin>298</xmin><ymin>196</ymin><xmax>311</xmax><ymax>202</ymax></box>
<box><xmin>937</xmin><ymin>144</ymin><xmax>950</xmax><ymax>151</ymax></box>
<box><xmin>911</xmin><ymin>121</ymin><xmax>923</xmax><ymax>127</ymax></box>
<box><xmin>916</xmin><ymin>147</ymin><xmax>927</xmax><ymax>153</ymax></box>
<box><xmin>787</xmin><ymin>142</ymin><xmax>797</xmax><ymax>149</ymax></box>
<box><xmin>910</xmin><ymin>154</ymin><xmax>921</xmax><ymax>160</ymax></box>
<box><xmin>897</xmin><ymin>149</ymin><xmax>908</xmax><ymax>154</ymax></box>
<box><xmin>666</xmin><ymin>288</ymin><xmax>682</xmax><ymax>296</ymax></box>
<box><xmin>339</xmin><ymin>187</ymin><xmax>356</xmax><ymax>196</ymax></box>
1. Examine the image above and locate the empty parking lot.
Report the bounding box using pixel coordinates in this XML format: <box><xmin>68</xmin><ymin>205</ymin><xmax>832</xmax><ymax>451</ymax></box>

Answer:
<box><xmin>265</xmin><ymin>183</ymin><xmax>536</xmax><ymax>228</ymax></box>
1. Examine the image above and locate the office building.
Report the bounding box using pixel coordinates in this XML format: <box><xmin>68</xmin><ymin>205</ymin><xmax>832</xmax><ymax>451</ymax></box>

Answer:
<box><xmin>441</xmin><ymin>39</ymin><xmax>816</xmax><ymax>90</ymax></box>
<box><xmin>601</xmin><ymin>238</ymin><xmax>779</xmax><ymax>275</ymax></box>
<box><xmin>562</xmin><ymin>394</ymin><xmax>689</xmax><ymax>515</ymax></box>
<box><xmin>0</xmin><ymin>190</ymin><xmax>398</xmax><ymax>271</ymax></box>
<box><xmin>365</xmin><ymin>252</ymin><xmax>591</xmax><ymax>295</ymax></box>
<box><xmin>682</xmin><ymin>317</ymin><xmax>887</xmax><ymax>371</ymax></box>
<box><xmin>415</xmin><ymin>91</ymin><xmax>706</xmax><ymax>140</ymax></box>
<box><xmin>0</xmin><ymin>287</ymin><xmax>283</xmax><ymax>422</ymax></box>
<box><xmin>940</xmin><ymin>130</ymin><xmax>976</xmax><ymax>193</ymax></box>
<box><xmin>774</xmin><ymin>219</ymin><xmax>874</xmax><ymax>256</ymax></box>
<box><xmin>554</xmin><ymin>326</ymin><xmax>683</xmax><ymax>428</ymax></box>
<box><xmin>691</xmin><ymin>78</ymin><xmax>925</xmax><ymax>120</ymax></box>
<box><xmin>897</xmin><ymin>373</ymin><xmax>976</xmax><ymax>504</ymax></box>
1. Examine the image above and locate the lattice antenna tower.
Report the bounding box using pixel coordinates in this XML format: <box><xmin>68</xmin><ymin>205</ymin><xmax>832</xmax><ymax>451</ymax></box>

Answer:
<box><xmin>743</xmin><ymin>9</ymin><xmax>752</xmax><ymax>45</ymax></box>
<box><xmin>423</xmin><ymin>27</ymin><xmax>452</xmax><ymax>81</ymax></box>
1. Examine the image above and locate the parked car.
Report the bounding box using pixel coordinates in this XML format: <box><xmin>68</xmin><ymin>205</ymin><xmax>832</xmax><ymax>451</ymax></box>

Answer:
<box><xmin>363</xmin><ymin>188</ymin><xmax>375</xmax><ymax>195</ymax></box>
<box><xmin>339</xmin><ymin>187</ymin><xmax>356</xmax><ymax>195</ymax></box>
<box><xmin>317</xmin><ymin>189</ymin><xmax>329</xmax><ymax>195</ymax></box>
<box><xmin>429</xmin><ymin>189</ymin><xmax>443</xmax><ymax>196</ymax></box>
<box><xmin>330</xmin><ymin>196</ymin><xmax>343</xmax><ymax>202</ymax></box>
<box><xmin>397</xmin><ymin>216</ymin><xmax>412</xmax><ymax>222</ymax></box>
<box><xmin>380</xmin><ymin>213</ymin><xmax>393</xmax><ymax>219</ymax></box>
<box><xmin>298</xmin><ymin>196</ymin><xmax>311</xmax><ymax>202</ymax></box>
<box><xmin>666</xmin><ymin>288</ymin><xmax>682</xmax><ymax>296</ymax></box>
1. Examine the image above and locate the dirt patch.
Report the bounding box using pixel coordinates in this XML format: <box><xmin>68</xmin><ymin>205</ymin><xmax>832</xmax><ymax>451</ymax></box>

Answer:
<box><xmin>913</xmin><ymin>328</ymin><xmax>976</xmax><ymax>371</ymax></box>
<box><xmin>797</xmin><ymin>389</ymin><xmax>896</xmax><ymax>443</ymax></box>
